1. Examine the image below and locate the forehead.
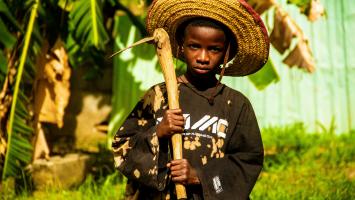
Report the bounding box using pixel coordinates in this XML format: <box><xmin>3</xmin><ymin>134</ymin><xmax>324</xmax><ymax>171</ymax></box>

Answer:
<box><xmin>184</xmin><ymin>25</ymin><xmax>226</xmax><ymax>43</ymax></box>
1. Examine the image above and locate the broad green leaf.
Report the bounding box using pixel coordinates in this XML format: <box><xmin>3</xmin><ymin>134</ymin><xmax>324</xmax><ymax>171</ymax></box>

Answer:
<box><xmin>3</xmin><ymin>134</ymin><xmax>32</xmax><ymax>177</ymax></box>
<box><xmin>0</xmin><ymin>50</ymin><xmax>7</xmax><ymax>75</ymax></box>
<box><xmin>2</xmin><ymin>0</ymin><xmax>37</xmax><ymax>180</ymax></box>
<box><xmin>248</xmin><ymin>59</ymin><xmax>279</xmax><ymax>90</ymax></box>
<box><xmin>69</xmin><ymin>0</ymin><xmax>109</xmax><ymax>50</ymax></box>
<box><xmin>13</xmin><ymin>115</ymin><xmax>33</xmax><ymax>135</ymax></box>
<box><xmin>15</xmin><ymin>99</ymin><xmax>29</xmax><ymax>120</ymax></box>
<box><xmin>0</xmin><ymin>51</ymin><xmax>5</xmax><ymax>84</ymax></box>
<box><xmin>0</xmin><ymin>0</ymin><xmax>23</xmax><ymax>32</ymax></box>
<box><xmin>0</xmin><ymin>19</ymin><xmax>16</xmax><ymax>49</ymax></box>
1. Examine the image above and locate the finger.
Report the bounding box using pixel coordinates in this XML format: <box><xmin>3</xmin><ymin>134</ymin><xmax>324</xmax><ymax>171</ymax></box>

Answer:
<box><xmin>170</xmin><ymin>113</ymin><xmax>184</xmax><ymax>121</ymax></box>
<box><xmin>166</xmin><ymin>117</ymin><xmax>184</xmax><ymax>126</ymax></box>
<box><xmin>166</xmin><ymin>109</ymin><xmax>182</xmax><ymax>114</ymax></box>
<box><xmin>170</xmin><ymin>169</ymin><xmax>183</xmax><ymax>176</ymax></box>
<box><xmin>170</xmin><ymin>161</ymin><xmax>189</xmax><ymax>172</ymax></box>
<box><xmin>167</xmin><ymin>125</ymin><xmax>184</xmax><ymax>133</ymax></box>
<box><xmin>170</xmin><ymin>168</ymin><xmax>188</xmax><ymax>178</ymax></box>
<box><xmin>170</xmin><ymin>159</ymin><xmax>188</xmax><ymax>166</ymax></box>
<box><xmin>166</xmin><ymin>113</ymin><xmax>184</xmax><ymax>123</ymax></box>
<box><xmin>170</xmin><ymin>164</ymin><xmax>184</xmax><ymax>172</ymax></box>
<box><xmin>172</xmin><ymin>175</ymin><xmax>188</xmax><ymax>184</ymax></box>
<box><xmin>170</xmin><ymin>119</ymin><xmax>185</xmax><ymax>127</ymax></box>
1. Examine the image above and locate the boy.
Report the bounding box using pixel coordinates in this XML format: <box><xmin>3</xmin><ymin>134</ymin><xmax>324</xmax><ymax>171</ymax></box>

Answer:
<box><xmin>112</xmin><ymin>0</ymin><xmax>269</xmax><ymax>199</ymax></box>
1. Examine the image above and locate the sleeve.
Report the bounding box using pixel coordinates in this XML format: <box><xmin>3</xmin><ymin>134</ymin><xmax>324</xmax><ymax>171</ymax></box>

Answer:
<box><xmin>197</xmin><ymin>100</ymin><xmax>264</xmax><ymax>200</ymax></box>
<box><xmin>111</xmin><ymin>87</ymin><xmax>170</xmax><ymax>191</ymax></box>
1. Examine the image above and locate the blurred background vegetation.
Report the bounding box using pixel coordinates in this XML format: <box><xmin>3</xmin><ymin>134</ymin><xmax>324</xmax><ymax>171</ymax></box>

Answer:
<box><xmin>0</xmin><ymin>0</ymin><xmax>354</xmax><ymax>199</ymax></box>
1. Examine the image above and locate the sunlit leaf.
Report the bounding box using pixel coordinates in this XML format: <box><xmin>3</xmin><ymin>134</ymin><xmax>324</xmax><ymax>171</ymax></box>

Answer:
<box><xmin>34</xmin><ymin>39</ymin><xmax>71</xmax><ymax>128</ymax></box>
<box><xmin>58</xmin><ymin>0</ymin><xmax>74</xmax><ymax>12</ymax></box>
<box><xmin>287</xmin><ymin>0</ymin><xmax>311</xmax><ymax>9</ymax></box>
<box><xmin>248</xmin><ymin>59</ymin><xmax>279</xmax><ymax>90</ymax></box>
<box><xmin>69</xmin><ymin>0</ymin><xmax>109</xmax><ymax>50</ymax></box>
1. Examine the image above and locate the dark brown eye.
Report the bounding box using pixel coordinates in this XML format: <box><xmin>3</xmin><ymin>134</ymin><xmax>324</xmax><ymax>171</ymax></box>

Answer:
<box><xmin>209</xmin><ymin>46</ymin><xmax>222</xmax><ymax>53</ymax></box>
<box><xmin>188</xmin><ymin>44</ymin><xmax>200</xmax><ymax>49</ymax></box>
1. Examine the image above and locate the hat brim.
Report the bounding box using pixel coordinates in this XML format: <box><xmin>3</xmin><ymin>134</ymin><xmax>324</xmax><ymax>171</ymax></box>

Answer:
<box><xmin>146</xmin><ymin>0</ymin><xmax>270</xmax><ymax>76</ymax></box>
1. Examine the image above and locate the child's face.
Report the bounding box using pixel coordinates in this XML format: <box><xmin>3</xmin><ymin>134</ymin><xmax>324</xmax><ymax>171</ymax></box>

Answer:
<box><xmin>182</xmin><ymin>25</ymin><xmax>226</xmax><ymax>77</ymax></box>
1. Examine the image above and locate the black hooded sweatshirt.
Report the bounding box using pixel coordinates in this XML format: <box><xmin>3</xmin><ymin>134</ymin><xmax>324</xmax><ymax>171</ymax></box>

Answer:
<box><xmin>112</xmin><ymin>82</ymin><xmax>264</xmax><ymax>200</ymax></box>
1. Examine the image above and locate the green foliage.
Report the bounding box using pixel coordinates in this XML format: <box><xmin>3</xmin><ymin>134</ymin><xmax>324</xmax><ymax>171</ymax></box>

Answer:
<box><xmin>1</xmin><ymin>0</ymin><xmax>38</xmax><ymax>180</ymax></box>
<box><xmin>12</xmin><ymin>173</ymin><xmax>126</xmax><ymax>200</ymax></box>
<box><xmin>69</xmin><ymin>0</ymin><xmax>109</xmax><ymax>51</ymax></box>
<box><xmin>0</xmin><ymin>0</ymin><xmax>22</xmax><ymax>32</ymax></box>
<box><xmin>287</xmin><ymin>0</ymin><xmax>315</xmax><ymax>16</ymax></box>
<box><xmin>252</xmin><ymin>124</ymin><xmax>355</xmax><ymax>199</ymax></box>
<box><xmin>0</xmin><ymin>50</ymin><xmax>7</xmax><ymax>83</ymax></box>
<box><xmin>248</xmin><ymin>59</ymin><xmax>279</xmax><ymax>90</ymax></box>
<box><xmin>0</xmin><ymin>0</ymin><xmax>118</xmax><ymax>181</ymax></box>
<box><xmin>287</xmin><ymin>0</ymin><xmax>311</xmax><ymax>8</ymax></box>
<box><xmin>0</xmin><ymin>18</ymin><xmax>16</xmax><ymax>49</ymax></box>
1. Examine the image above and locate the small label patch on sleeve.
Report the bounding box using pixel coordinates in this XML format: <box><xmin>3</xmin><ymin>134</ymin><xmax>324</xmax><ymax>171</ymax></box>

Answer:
<box><xmin>212</xmin><ymin>176</ymin><xmax>223</xmax><ymax>194</ymax></box>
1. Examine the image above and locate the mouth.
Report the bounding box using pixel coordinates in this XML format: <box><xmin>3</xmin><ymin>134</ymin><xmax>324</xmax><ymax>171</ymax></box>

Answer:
<box><xmin>194</xmin><ymin>67</ymin><xmax>209</xmax><ymax>74</ymax></box>
<box><xmin>193</xmin><ymin>66</ymin><xmax>213</xmax><ymax>74</ymax></box>
<box><xmin>194</xmin><ymin>66</ymin><xmax>210</xmax><ymax>71</ymax></box>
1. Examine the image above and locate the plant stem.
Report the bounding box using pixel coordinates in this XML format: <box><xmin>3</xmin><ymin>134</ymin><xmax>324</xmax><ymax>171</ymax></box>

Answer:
<box><xmin>91</xmin><ymin>0</ymin><xmax>98</xmax><ymax>46</ymax></box>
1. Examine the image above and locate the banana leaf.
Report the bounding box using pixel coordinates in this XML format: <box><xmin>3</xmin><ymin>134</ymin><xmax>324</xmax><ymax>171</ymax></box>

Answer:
<box><xmin>69</xmin><ymin>0</ymin><xmax>109</xmax><ymax>50</ymax></box>
<box><xmin>0</xmin><ymin>18</ymin><xmax>16</xmax><ymax>49</ymax></box>
<box><xmin>248</xmin><ymin>59</ymin><xmax>280</xmax><ymax>90</ymax></box>
<box><xmin>2</xmin><ymin>0</ymin><xmax>38</xmax><ymax>180</ymax></box>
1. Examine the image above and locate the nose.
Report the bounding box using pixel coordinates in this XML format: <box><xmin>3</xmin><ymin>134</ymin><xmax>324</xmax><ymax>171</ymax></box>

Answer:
<box><xmin>197</xmin><ymin>49</ymin><xmax>209</xmax><ymax>64</ymax></box>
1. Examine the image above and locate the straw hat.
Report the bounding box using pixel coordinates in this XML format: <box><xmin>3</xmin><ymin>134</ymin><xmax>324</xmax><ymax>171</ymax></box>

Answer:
<box><xmin>146</xmin><ymin>0</ymin><xmax>270</xmax><ymax>76</ymax></box>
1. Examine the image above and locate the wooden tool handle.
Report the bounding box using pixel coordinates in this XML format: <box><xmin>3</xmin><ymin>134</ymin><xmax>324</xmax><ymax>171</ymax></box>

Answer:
<box><xmin>154</xmin><ymin>28</ymin><xmax>187</xmax><ymax>200</ymax></box>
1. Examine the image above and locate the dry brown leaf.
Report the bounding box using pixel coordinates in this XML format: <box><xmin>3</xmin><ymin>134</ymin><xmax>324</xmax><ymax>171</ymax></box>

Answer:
<box><xmin>1</xmin><ymin>50</ymin><xmax>17</xmax><ymax>120</ymax></box>
<box><xmin>0</xmin><ymin>135</ymin><xmax>7</xmax><ymax>157</ymax></box>
<box><xmin>283</xmin><ymin>40</ymin><xmax>315</xmax><ymax>73</ymax></box>
<box><xmin>0</xmin><ymin>95</ymin><xmax>12</xmax><ymax>120</ymax></box>
<box><xmin>308</xmin><ymin>0</ymin><xmax>325</xmax><ymax>22</ymax></box>
<box><xmin>270</xmin><ymin>8</ymin><xmax>298</xmax><ymax>54</ymax></box>
<box><xmin>33</xmin><ymin>122</ymin><xmax>50</xmax><ymax>160</ymax></box>
<box><xmin>270</xmin><ymin>6</ymin><xmax>316</xmax><ymax>72</ymax></box>
<box><xmin>34</xmin><ymin>38</ymin><xmax>71</xmax><ymax>128</ymax></box>
<box><xmin>247</xmin><ymin>0</ymin><xmax>275</xmax><ymax>14</ymax></box>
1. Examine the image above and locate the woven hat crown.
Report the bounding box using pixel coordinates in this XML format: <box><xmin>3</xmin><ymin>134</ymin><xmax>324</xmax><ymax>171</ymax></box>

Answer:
<box><xmin>146</xmin><ymin>0</ymin><xmax>270</xmax><ymax>76</ymax></box>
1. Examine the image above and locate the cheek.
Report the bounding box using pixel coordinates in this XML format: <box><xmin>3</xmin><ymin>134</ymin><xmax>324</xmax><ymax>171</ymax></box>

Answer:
<box><xmin>214</xmin><ymin>54</ymin><xmax>225</xmax><ymax>65</ymax></box>
<box><xmin>183</xmin><ymin>51</ymin><xmax>195</xmax><ymax>63</ymax></box>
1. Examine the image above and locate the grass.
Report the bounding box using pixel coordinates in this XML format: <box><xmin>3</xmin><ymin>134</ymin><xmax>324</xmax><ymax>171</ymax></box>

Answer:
<box><xmin>1</xmin><ymin>123</ymin><xmax>354</xmax><ymax>199</ymax></box>
<box><xmin>251</xmin><ymin>123</ymin><xmax>355</xmax><ymax>199</ymax></box>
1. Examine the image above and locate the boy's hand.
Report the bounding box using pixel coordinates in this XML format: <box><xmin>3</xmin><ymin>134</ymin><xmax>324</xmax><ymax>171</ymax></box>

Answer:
<box><xmin>167</xmin><ymin>159</ymin><xmax>200</xmax><ymax>185</ymax></box>
<box><xmin>156</xmin><ymin>109</ymin><xmax>184</xmax><ymax>138</ymax></box>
